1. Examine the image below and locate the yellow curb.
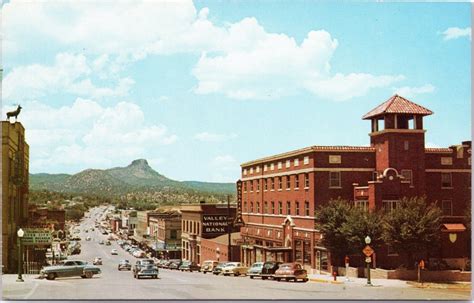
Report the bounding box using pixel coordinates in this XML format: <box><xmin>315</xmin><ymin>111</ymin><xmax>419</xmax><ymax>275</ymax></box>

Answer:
<box><xmin>309</xmin><ymin>278</ymin><xmax>344</xmax><ymax>284</ymax></box>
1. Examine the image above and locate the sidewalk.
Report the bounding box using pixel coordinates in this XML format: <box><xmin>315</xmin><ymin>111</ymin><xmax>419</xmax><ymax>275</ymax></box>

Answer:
<box><xmin>2</xmin><ymin>274</ymin><xmax>40</xmax><ymax>300</ymax></box>
<box><xmin>308</xmin><ymin>272</ymin><xmax>472</xmax><ymax>290</ymax></box>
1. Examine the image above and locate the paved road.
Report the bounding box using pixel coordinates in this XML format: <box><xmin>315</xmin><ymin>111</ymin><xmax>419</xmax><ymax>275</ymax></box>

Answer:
<box><xmin>3</xmin><ymin>206</ymin><xmax>471</xmax><ymax>300</ymax></box>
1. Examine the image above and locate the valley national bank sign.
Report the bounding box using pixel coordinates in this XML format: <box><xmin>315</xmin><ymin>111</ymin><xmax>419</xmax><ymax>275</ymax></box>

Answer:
<box><xmin>202</xmin><ymin>214</ymin><xmax>228</xmax><ymax>234</ymax></box>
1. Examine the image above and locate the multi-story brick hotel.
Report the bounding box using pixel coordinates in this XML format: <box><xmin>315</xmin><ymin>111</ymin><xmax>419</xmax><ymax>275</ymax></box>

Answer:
<box><xmin>238</xmin><ymin>95</ymin><xmax>471</xmax><ymax>272</ymax></box>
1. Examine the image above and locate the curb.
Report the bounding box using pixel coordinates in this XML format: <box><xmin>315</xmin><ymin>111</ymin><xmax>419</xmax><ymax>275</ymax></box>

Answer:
<box><xmin>406</xmin><ymin>281</ymin><xmax>472</xmax><ymax>290</ymax></box>
<box><xmin>309</xmin><ymin>278</ymin><xmax>344</xmax><ymax>284</ymax></box>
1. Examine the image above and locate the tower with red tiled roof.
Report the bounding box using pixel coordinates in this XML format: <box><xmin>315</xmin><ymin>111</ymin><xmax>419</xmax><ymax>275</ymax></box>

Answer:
<box><xmin>363</xmin><ymin>94</ymin><xmax>433</xmax><ymax>197</ymax></box>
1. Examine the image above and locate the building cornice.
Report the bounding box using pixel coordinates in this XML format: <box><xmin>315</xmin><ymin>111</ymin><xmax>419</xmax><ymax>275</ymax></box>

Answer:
<box><xmin>368</xmin><ymin>129</ymin><xmax>426</xmax><ymax>136</ymax></box>
<box><xmin>241</xmin><ymin>167</ymin><xmax>375</xmax><ymax>181</ymax></box>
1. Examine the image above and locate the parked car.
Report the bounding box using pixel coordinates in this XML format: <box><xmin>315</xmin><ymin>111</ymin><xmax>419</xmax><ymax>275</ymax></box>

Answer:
<box><xmin>133</xmin><ymin>250</ymin><xmax>146</xmax><ymax>258</ymax></box>
<box><xmin>157</xmin><ymin>259</ymin><xmax>168</xmax><ymax>268</ymax></box>
<box><xmin>135</xmin><ymin>265</ymin><xmax>159</xmax><ymax>279</ymax></box>
<box><xmin>93</xmin><ymin>257</ymin><xmax>102</xmax><ymax>265</ymax></box>
<box><xmin>86</xmin><ymin>236</ymin><xmax>91</xmax><ymax>241</ymax></box>
<box><xmin>222</xmin><ymin>262</ymin><xmax>248</xmax><ymax>276</ymax></box>
<box><xmin>118</xmin><ymin>259</ymin><xmax>131</xmax><ymax>271</ymax></box>
<box><xmin>40</xmin><ymin>260</ymin><xmax>101</xmax><ymax>280</ymax></box>
<box><xmin>161</xmin><ymin>260</ymin><xmax>174</xmax><ymax>269</ymax></box>
<box><xmin>105</xmin><ymin>240</ymin><xmax>111</xmax><ymax>246</ymax></box>
<box><xmin>212</xmin><ymin>262</ymin><xmax>228</xmax><ymax>275</ymax></box>
<box><xmin>274</xmin><ymin>263</ymin><xmax>308</xmax><ymax>282</ymax></box>
<box><xmin>168</xmin><ymin>259</ymin><xmax>182</xmax><ymax>270</ymax></box>
<box><xmin>99</xmin><ymin>240</ymin><xmax>104</xmax><ymax>245</ymax></box>
<box><xmin>247</xmin><ymin>262</ymin><xmax>264</xmax><ymax>279</ymax></box>
<box><xmin>111</xmin><ymin>249</ymin><xmax>118</xmax><ymax>255</ymax></box>
<box><xmin>260</xmin><ymin>261</ymin><xmax>282</xmax><ymax>280</ymax></box>
<box><xmin>201</xmin><ymin>260</ymin><xmax>218</xmax><ymax>274</ymax></box>
<box><xmin>179</xmin><ymin>261</ymin><xmax>201</xmax><ymax>272</ymax></box>
<box><xmin>133</xmin><ymin>259</ymin><xmax>155</xmax><ymax>276</ymax></box>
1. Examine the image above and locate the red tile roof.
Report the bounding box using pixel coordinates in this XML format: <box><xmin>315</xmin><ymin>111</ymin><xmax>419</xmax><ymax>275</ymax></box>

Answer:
<box><xmin>441</xmin><ymin>224</ymin><xmax>466</xmax><ymax>232</ymax></box>
<box><xmin>425</xmin><ymin>148</ymin><xmax>452</xmax><ymax>153</ymax></box>
<box><xmin>363</xmin><ymin>95</ymin><xmax>433</xmax><ymax>119</ymax></box>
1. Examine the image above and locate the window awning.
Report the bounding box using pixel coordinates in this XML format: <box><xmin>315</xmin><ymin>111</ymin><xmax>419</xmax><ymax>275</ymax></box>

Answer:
<box><xmin>441</xmin><ymin>223</ymin><xmax>466</xmax><ymax>233</ymax></box>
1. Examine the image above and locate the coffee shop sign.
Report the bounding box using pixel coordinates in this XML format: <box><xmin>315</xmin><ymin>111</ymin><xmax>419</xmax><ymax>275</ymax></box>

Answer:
<box><xmin>202</xmin><ymin>215</ymin><xmax>228</xmax><ymax>234</ymax></box>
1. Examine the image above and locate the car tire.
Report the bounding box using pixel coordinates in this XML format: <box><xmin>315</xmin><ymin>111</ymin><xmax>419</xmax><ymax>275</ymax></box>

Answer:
<box><xmin>250</xmin><ymin>276</ymin><xmax>254</xmax><ymax>279</ymax></box>
<box><xmin>235</xmin><ymin>272</ymin><xmax>239</xmax><ymax>277</ymax></box>
<box><xmin>303</xmin><ymin>278</ymin><xmax>308</xmax><ymax>282</ymax></box>
<box><xmin>85</xmin><ymin>271</ymin><xmax>93</xmax><ymax>279</ymax></box>
<box><xmin>47</xmin><ymin>273</ymin><xmax>56</xmax><ymax>280</ymax></box>
<box><xmin>276</xmin><ymin>278</ymin><xmax>281</xmax><ymax>281</ymax></box>
<box><xmin>262</xmin><ymin>276</ymin><xmax>267</xmax><ymax>280</ymax></box>
<box><xmin>285</xmin><ymin>278</ymin><xmax>290</xmax><ymax>281</ymax></box>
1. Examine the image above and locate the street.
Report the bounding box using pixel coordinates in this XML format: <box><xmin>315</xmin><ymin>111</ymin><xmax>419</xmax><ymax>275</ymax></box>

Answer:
<box><xmin>2</xmin><ymin>206</ymin><xmax>471</xmax><ymax>300</ymax></box>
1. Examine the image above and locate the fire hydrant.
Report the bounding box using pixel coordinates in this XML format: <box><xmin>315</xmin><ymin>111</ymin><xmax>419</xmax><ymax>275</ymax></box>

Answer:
<box><xmin>333</xmin><ymin>271</ymin><xmax>337</xmax><ymax>281</ymax></box>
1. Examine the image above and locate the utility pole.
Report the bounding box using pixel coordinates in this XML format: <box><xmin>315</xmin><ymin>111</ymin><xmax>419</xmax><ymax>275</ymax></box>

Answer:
<box><xmin>227</xmin><ymin>195</ymin><xmax>232</xmax><ymax>261</ymax></box>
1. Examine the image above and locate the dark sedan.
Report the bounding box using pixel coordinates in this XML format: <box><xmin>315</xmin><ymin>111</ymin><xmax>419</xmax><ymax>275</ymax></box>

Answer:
<box><xmin>179</xmin><ymin>261</ymin><xmax>201</xmax><ymax>272</ymax></box>
<box><xmin>118</xmin><ymin>260</ymin><xmax>131</xmax><ymax>271</ymax></box>
<box><xmin>260</xmin><ymin>261</ymin><xmax>282</xmax><ymax>280</ymax></box>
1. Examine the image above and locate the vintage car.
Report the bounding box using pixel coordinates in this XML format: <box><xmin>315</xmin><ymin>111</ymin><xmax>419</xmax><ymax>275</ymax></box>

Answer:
<box><xmin>133</xmin><ymin>259</ymin><xmax>155</xmax><ymax>276</ymax></box>
<box><xmin>40</xmin><ymin>260</ymin><xmax>101</xmax><ymax>280</ymax></box>
<box><xmin>247</xmin><ymin>262</ymin><xmax>264</xmax><ymax>279</ymax></box>
<box><xmin>110</xmin><ymin>249</ymin><xmax>118</xmax><ymax>255</ymax></box>
<box><xmin>260</xmin><ymin>261</ymin><xmax>282</xmax><ymax>280</ymax></box>
<box><xmin>274</xmin><ymin>263</ymin><xmax>308</xmax><ymax>282</ymax></box>
<box><xmin>168</xmin><ymin>259</ymin><xmax>182</xmax><ymax>270</ymax></box>
<box><xmin>201</xmin><ymin>260</ymin><xmax>218</xmax><ymax>274</ymax></box>
<box><xmin>118</xmin><ymin>259</ymin><xmax>132</xmax><ymax>271</ymax></box>
<box><xmin>92</xmin><ymin>257</ymin><xmax>102</xmax><ymax>265</ymax></box>
<box><xmin>105</xmin><ymin>240</ymin><xmax>111</xmax><ymax>246</ymax></box>
<box><xmin>212</xmin><ymin>262</ymin><xmax>228</xmax><ymax>275</ymax></box>
<box><xmin>135</xmin><ymin>265</ymin><xmax>159</xmax><ymax>279</ymax></box>
<box><xmin>221</xmin><ymin>262</ymin><xmax>248</xmax><ymax>276</ymax></box>
<box><xmin>179</xmin><ymin>261</ymin><xmax>201</xmax><ymax>272</ymax></box>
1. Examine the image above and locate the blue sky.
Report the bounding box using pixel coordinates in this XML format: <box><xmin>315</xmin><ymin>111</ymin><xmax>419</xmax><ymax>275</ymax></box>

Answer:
<box><xmin>2</xmin><ymin>1</ymin><xmax>471</xmax><ymax>182</ymax></box>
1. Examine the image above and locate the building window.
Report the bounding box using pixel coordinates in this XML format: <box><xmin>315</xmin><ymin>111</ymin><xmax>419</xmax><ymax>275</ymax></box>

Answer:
<box><xmin>304</xmin><ymin>156</ymin><xmax>309</xmax><ymax>165</ymax></box>
<box><xmin>256</xmin><ymin>202</ymin><xmax>260</xmax><ymax>213</ymax></box>
<box><xmin>441</xmin><ymin>157</ymin><xmax>453</xmax><ymax>165</ymax></box>
<box><xmin>250</xmin><ymin>181</ymin><xmax>254</xmax><ymax>192</ymax></box>
<box><xmin>271</xmin><ymin>178</ymin><xmax>275</xmax><ymax>190</ymax></box>
<box><xmin>404</xmin><ymin>141</ymin><xmax>409</xmax><ymax>151</ymax></box>
<box><xmin>294</xmin><ymin>158</ymin><xmax>299</xmax><ymax>166</ymax></box>
<box><xmin>256</xmin><ymin>180</ymin><xmax>260</xmax><ymax>191</ymax></box>
<box><xmin>278</xmin><ymin>201</ymin><xmax>283</xmax><ymax>215</ymax></box>
<box><xmin>264</xmin><ymin>164</ymin><xmax>268</xmax><ymax>171</ymax></box>
<box><xmin>250</xmin><ymin>202</ymin><xmax>254</xmax><ymax>213</ymax></box>
<box><xmin>354</xmin><ymin>200</ymin><xmax>369</xmax><ymax>211</ymax></box>
<box><xmin>264</xmin><ymin>201</ymin><xmax>268</xmax><ymax>214</ymax></box>
<box><xmin>304</xmin><ymin>173</ymin><xmax>310</xmax><ymax>188</ymax></box>
<box><xmin>270</xmin><ymin>163</ymin><xmax>275</xmax><ymax>170</ymax></box>
<box><xmin>264</xmin><ymin>179</ymin><xmax>268</xmax><ymax>191</ymax></box>
<box><xmin>401</xmin><ymin>169</ymin><xmax>413</xmax><ymax>185</ymax></box>
<box><xmin>278</xmin><ymin>162</ymin><xmax>282</xmax><ymax>169</ymax></box>
<box><xmin>286</xmin><ymin>201</ymin><xmax>291</xmax><ymax>215</ymax></box>
<box><xmin>295</xmin><ymin>175</ymin><xmax>300</xmax><ymax>189</ymax></box>
<box><xmin>256</xmin><ymin>166</ymin><xmax>260</xmax><ymax>173</ymax></box>
<box><xmin>305</xmin><ymin>201</ymin><xmax>310</xmax><ymax>216</ymax></box>
<box><xmin>243</xmin><ymin>169</ymin><xmax>247</xmax><ymax>175</ymax></box>
<box><xmin>271</xmin><ymin>201</ymin><xmax>275</xmax><ymax>214</ymax></box>
<box><xmin>373</xmin><ymin>171</ymin><xmax>378</xmax><ymax>181</ymax></box>
<box><xmin>329</xmin><ymin>171</ymin><xmax>341</xmax><ymax>188</ymax></box>
<box><xmin>441</xmin><ymin>173</ymin><xmax>452</xmax><ymax>188</ymax></box>
<box><xmin>250</xmin><ymin>167</ymin><xmax>254</xmax><ymax>174</ymax></box>
<box><xmin>286</xmin><ymin>175</ymin><xmax>291</xmax><ymax>189</ymax></box>
<box><xmin>244</xmin><ymin>201</ymin><xmax>247</xmax><ymax>212</ymax></box>
<box><xmin>286</xmin><ymin>160</ymin><xmax>291</xmax><ymax>168</ymax></box>
<box><xmin>382</xmin><ymin>200</ymin><xmax>399</xmax><ymax>212</ymax></box>
<box><xmin>295</xmin><ymin>201</ymin><xmax>300</xmax><ymax>216</ymax></box>
<box><xmin>278</xmin><ymin>177</ymin><xmax>283</xmax><ymax>190</ymax></box>
<box><xmin>244</xmin><ymin>182</ymin><xmax>247</xmax><ymax>192</ymax></box>
<box><xmin>442</xmin><ymin>200</ymin><xmax>453</xmax><ymax>216</ymax></box>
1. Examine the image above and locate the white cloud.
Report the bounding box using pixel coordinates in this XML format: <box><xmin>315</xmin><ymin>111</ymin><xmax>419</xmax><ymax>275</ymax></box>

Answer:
<box><xmin>441</xmin><ymin>27</ymin><xmax>471</xmax><ymax>41</ymax></box>
<box><xmin>393</xmin><ymin>84</ymin><xmax>435</xmax><ymax>99</ymax></box>
<box><xmin>3</xmin><ymin>53</ymin><xmax>134</xmax><ymax>101</ymax></box>
<box><xmin>194</xmin><ymin>132</ymin><xmax>237</xmax><ymax>142</ymax></box>
<box><xmin>209</xmin><ymin>155</ymin><xmax>239</xmax><ymax>182</ymax></box>
<box><xmin>4</xmin><ymin>1</ymin><xmax>405</xmax><ymax>102</ymax></box>
<box><xmin>7</xmin><ymin>99</ymin><xmax>177</xmax><ymax>173</ymax></box>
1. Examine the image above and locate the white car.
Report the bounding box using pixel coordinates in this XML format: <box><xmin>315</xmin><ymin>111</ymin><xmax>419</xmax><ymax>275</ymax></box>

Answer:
<box><xmin>111</xmin><ymin>249</ymin><xmax>118</xmax><ymax>255</ymax></box>
<box><xmin>222</xmin><ymin>262</ymin><xmax>248</xmax><ymax>276</ymax></box>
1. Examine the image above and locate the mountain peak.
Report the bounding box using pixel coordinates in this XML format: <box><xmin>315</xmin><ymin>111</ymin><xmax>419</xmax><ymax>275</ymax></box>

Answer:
<box><xmin>129</xmin><ymin>159</ymin><xmax>150</xmax><ymax>168</ymax></box>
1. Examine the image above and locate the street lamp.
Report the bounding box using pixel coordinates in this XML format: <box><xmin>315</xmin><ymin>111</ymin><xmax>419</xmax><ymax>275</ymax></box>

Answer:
<box><xmin>16</xmin><ymin>228</ymin><xmax>24</xmax><ymax>282</ymax></box>
<box><xmin>365</xmin><ymin>236</ymin><xmax>372</xmax><ymax>286</ymax></box>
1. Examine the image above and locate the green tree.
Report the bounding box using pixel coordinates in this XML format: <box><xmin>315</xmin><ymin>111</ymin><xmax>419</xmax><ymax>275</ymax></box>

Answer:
<box><xmin>340</xmin><ymin>206</ymin><xmax>384</xmax><ymax>252</ymax></box>
<box><xmin>382</xmin><ymin>197</ymin><xmax>442</xmax><ymax>269</ymax></box>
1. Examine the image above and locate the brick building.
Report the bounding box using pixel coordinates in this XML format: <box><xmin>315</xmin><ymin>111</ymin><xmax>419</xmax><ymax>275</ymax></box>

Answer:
<box><xmin>238</xmin><ymin>95</ymin><xmax>471</xmax><ymax>272</ymax></box>
<box><xmin>148</xmin><ymin>210</ymin><xmax>182</xmax><ymax>259</ymax></box>
<box><xmin>200</xmin><ymin>232</ymin><xmax>241</xmax><ymax>263</ymax></box>
<box><xmin>2</xmin><ymin>121</ymin><xmax>29</xmax><ymax>273</ymax></box>
<box><xmin>181</xmin><ymin>202</ymin><xmax>238</xmax><ymax>265</ymax></box>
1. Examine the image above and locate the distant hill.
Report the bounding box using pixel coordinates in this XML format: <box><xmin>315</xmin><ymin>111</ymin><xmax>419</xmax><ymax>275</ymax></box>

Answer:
<box><xmin>29</xmin><ymin>159</ymin><xmax>235</xmax><ymax>197</ymax></box>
